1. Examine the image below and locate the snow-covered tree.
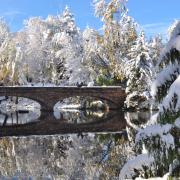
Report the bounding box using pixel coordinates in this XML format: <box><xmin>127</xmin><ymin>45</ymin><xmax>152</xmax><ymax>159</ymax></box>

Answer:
<box><xmin>148</xmin><ymin>35</ymin><xmax>164</xmax><ymax>81</ymax></box>
<box><xmin>0</xmin><ymin>18</ymin><xmax>9</xmax><ymax>44</ymax></box>
<box><xmin>57</xmin><ymin>7</ymin><xmax>86</xmax><ymax>85</ymax></box>
<box><xmin>148</xmin><ymin>35</ymin><xmax>164</xmax><ymax>68</ymax></box>
<box><xmin>121</xmin><ymin>107</ymin><xmax>179</xmax><ymax>179</ymax></box>
<box><xmin>14</xmin><ymin>6</ymin><xmax>83</xmax><ymax>85</ymax></box>
<box><xmin>152</xmin><ymin>20</ymin><xmax>180</xmax><ymax>123</ymax></box>
<box><xmin>125</xmin><ymin>31</ymin><xmax>152</xmax><ymax>109</ymax></box>
<box><xmin>94</xmin><ymin>0</ymin><xmax>138</xmax><ymax>82</ymax></box>
<box><xmin>82</xmin><ymin>27</ymin><xmax>111</xmax><ymax>85</ymax></box>
<box><xmin>0</xmin><ymin>19</ymin><xmax>18</xmax><ymax>85</ymax></box>
<box><xmin>16</xmin><ymin>17</ymin><xmax>52</xmax><ymax>83</ymax></box>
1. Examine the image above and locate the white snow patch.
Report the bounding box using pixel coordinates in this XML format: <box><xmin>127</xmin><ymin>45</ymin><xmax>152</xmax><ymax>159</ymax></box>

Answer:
<box><xmin>136</xmin><ymin>124</ymin><xmax>172</xmax><ymax>141</ymax></box>
<box><xmin>145</xmin><ymin>112</ymin><xmax>158</xmax><ymax>126</ymax></box>
<box><xmin>87</xmin><ymin>81</ymin><xmax>94</xmax><ymax>87</ymax></box>
<box><xmin>119</xmin><ymin>154</ymin><xmax>154</xmax><ymax>180</ymax></box>
<box><xmin>168</xmin><ymin>20</ymin><xmax>180</xmax><ymax>40</ymax></box>
<box><xmin>151</xmin><ymin>64</ymin><xmax>180</xmax><ymax>98</ymax></box>
<box><xmin>135</xmin><ymin>124</ymin><xmax>174</xmax><ymax>149</ymax></box>
<box><xmin>135</xmin><ymin>173</ymin><xmax>170</xmax><ymax>180</ymax></box>
<box><xmin>142</xmin><ymin>143</ymin><xmax>148</xmax><ymax>154</ymax></box>
<box><xmin>22</xmin><ymin>82</ymin><xmax>57</xmax><ymax>87</ymax></box>
<box><xmin>160</xmin><ymin>75</ymin><xmax>180</xmax><ymax>112</ymax></box>
<box><xmin>174</xmin><ymin>117</ymin><xmax>180</xmax><ymax>128</ymax></box>
<box><xmin>173</xmin><ymin>36</ymin><xmax>180</xmax><ymax>51</ymax></box>
<box><xmin>58</xmin><ymin>104</ymin><xmax>81</xmax><ymax>109</ymax></box>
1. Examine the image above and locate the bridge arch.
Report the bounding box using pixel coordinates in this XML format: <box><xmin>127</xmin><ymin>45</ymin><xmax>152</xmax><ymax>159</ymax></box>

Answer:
<box><xmin>0</xmin><ymin>92</ymin><xmax>54</xmax><ymax>114</ymax></box>
<box><xmin>0</xmin><ymin>96</ymin><xmax>41</xmax><ymax>125</ymax></box>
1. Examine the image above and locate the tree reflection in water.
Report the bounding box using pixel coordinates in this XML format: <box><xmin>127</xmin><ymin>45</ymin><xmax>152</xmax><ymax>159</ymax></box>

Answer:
<box><xmin>0</xmin><ymin>132</ymin><xmax>129</xmax><ymax>179</ymax></box>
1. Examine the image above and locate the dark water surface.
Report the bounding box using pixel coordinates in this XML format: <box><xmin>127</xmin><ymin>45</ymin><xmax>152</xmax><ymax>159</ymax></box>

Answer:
<box><xmin>0</xmin><ymin>110</ymin><xmax>126</xmax><ymax>136</ymax></box>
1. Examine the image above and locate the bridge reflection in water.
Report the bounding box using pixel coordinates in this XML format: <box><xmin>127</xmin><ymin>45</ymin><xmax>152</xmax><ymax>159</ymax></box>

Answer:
<box><xmin>0</xmin><ymin>110</ymin><xmax>126</xmax><ymax>137</ymax></box>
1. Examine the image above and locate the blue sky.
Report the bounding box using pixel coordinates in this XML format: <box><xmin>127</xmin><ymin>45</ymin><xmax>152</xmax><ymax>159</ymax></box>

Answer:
<box><xmin>0</xmin><ymin>0</ymin><xmax>179</xmax><ymax>38</ymax></box>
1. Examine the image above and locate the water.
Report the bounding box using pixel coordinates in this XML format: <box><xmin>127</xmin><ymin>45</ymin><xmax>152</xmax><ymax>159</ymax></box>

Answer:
<box><xmin>0</xmin><ymin>107</ymin><xmax>179</xmax><ymax>179</ymax></box>
<box><xmin>0</xmin><ymin>110</ymin><xmax>126</xmax><ymax>136</ymax></box>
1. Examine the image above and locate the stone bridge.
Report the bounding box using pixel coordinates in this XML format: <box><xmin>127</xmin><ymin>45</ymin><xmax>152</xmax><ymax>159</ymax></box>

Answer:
<box><xmin>0</xmin><ymin>86</ymin><xmax>126</xmax><ymax>112</ymax></box>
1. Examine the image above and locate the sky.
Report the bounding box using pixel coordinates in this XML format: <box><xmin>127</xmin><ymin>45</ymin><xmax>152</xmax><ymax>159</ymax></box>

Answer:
<box><xmin>0</xmin><ymin>0</ymin><xmax>179</xmax><ymax>39</ymax></box>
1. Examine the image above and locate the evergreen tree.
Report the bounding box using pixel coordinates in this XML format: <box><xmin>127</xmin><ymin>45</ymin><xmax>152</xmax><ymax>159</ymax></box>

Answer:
<box><xmin>125</xmin><ymin>31</ymin><xmax>152</xmax><ymax>109</ymax></box>
<box><xmin>148</xmin><ymin>35</ymin><xmax>164</xmax><ymax>68</ymax></box>
<box><xmin>61</xmin><ymin>6</ymin><xmax>79</xmax><ymax>36</ymax></box>
<box><xmin>152</xmin><ymin>20</ymin><xmax>180</xmax><ymax>123</ymax></box>
<box><xmin>148</xmin><ymin>35</ymin><xmax>164</xmax><ymax>81</ymax></box>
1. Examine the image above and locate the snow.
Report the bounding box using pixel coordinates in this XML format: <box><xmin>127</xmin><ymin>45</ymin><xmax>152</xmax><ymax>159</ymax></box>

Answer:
<box><xmin>161</xmin><ymin>34</ymin><xmax>180</xmax><ymax>57</ymax></box>
<box><xmin>173</xmin><ymin>36</ymin><xmax>180</xmax><ymax>51</ymax></box>
<box><xmin>22</xmin><ymin>82</ymin><xmax>58</xmax><ymax>87</ymax></box>
<box><xmin>151</xmin><ymin>64</ymin><xmax>180</xmax><ymax>98</ymax></box>
<box><xmin>119</xmin><ymin>154</ymin><xmax>154</xmax><ymax>180</ymax></box>
<box><xmin>87</xmin><ymin>82</ymin><xmax>94</xmax><ymax>87</ymax></box>
<box><xmin>142</xmin><ymin>143</ymin><xmax>148</xmax><ymax>154</ymax></box>
<box><xmin>136</xmin><ymin>124</ymin><xmax>172</xmax><ymax>141</ymax></box>
<box><xmin>53</xmin><ymin>32</ymin><xmax>71</xmax><ymax>45</ymax></box>
<box><xmin>135</xmin><ymin>124</ymin><xmax>174</xmax><ymax>149</ymax></box>
<box><xmin>158</xmin><ymin>21</ymin><xmax>180</xmax><ymax>62</ymax></box>
<box><xmin>168</xmin><ymin>20</ymin><xmax>180</xmax><ymax>40</ymax></box>
<box><xmin>159</xmin><ymin>75</ymin><xmax>180</xmax><ymax>112</ymax></box>
<box><xmin>161</xmin><ymin>133</ymin><xmax>175</xmax><ymax>148</ymax></box>
<box><xmin>145</xmin><ymin>112</ymin><xmax>158</xmax><ymax>126</ymax></box>
<box><xmin>174</xmin><ymin>117</ymin><xmax>180</xmax><ymax>128</ymax></box>
<box><xmin>57</xmin><ymin>104</ymin><xmax>81</xmax><ymax>109</ymax></box>
<box><xmin>135</xmin><ymin>173</ymin><xmax>170</xmax><ymax>180</ymax></box>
